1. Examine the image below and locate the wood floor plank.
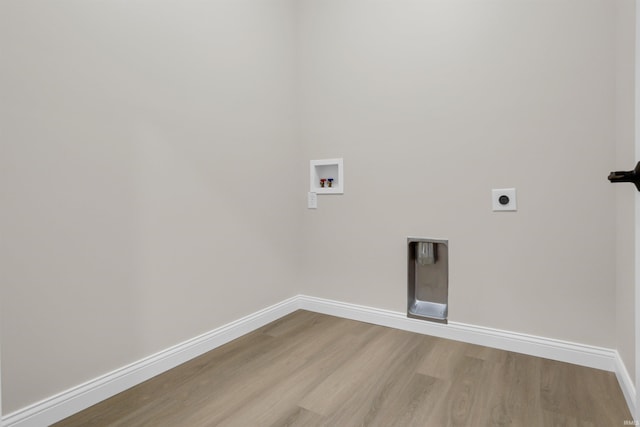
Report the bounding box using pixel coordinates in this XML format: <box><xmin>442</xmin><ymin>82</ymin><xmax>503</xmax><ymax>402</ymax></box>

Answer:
<box><xmin>416</xmin><ymin>337</ymin><xmax>471</xmax><ymax>380</ymax></box>
<box><xmin>540</xmin><ymin>358</ymin><xmax>583</xmax><ymax>418</ymax></box>
<box><xmin>54</xmin><ymin>311</ymin><xmax>632</xmax><ymax>427</ymax></box>
<box><xmin>260</xmin><ymin>310</ymin><xmax>324</xmax><ymax>338</ymax></box>
<box><xmin>356</xmin><ymin>336</ymin><xmax>439</xmax><ymax>426</ymax></box>
<box><xmin>572</xmin><ymin>362</ymin><xmax>631</xmax><ymax>427</ymax></box>
<box><xmin>266</xmin><ymin>406</ymin><xmax>325</xmax><ymax>427</ymax></box>
<box><xmin>319</xmin><ymin>334</ymin><xmax>435</xmax><ymax>426</ymax></box>
<box><xmin>368</xmin><ymin>373</ymin><xmax>448</xmax><ymax>427</ymax></box>
<box><xmin>463</xmin><ymin>342</ymin><xmax>509</xmax><ymax>365</ymax></box>
<box><xmin>213</xmin><ymin>324</ymin><xmax>380</xmax><ymax>427</ymax></box>
<box><xmin>428</xmin><ymin>355</ymin><xmax>487</xmax><ymax>426</ymax></box>
<box><xmin>479</xmin><ymin>351</ymin><xmax>543</xmax><ymax>426</ymax></box>
<box><xmin>298</xmin><ymin>327</ymin><xmax>416</xmax><ymax>416</ymax></box>
<box><xmin>541</xmin><ymin>409</ymin><xmax>596</xmax><ymax>427</ymax></box>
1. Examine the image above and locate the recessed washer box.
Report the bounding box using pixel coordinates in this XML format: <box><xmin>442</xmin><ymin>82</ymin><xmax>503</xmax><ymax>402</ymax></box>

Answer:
<box><xmin>310</xmin><ymin>158</ymin><xmax>344</xmax><ymax>194</ymax></box>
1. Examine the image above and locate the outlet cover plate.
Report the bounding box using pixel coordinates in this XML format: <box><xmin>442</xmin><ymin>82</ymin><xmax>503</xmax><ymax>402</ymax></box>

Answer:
<box><xmin>308</xmin><ymin>192</ymin><xmax>318</xmax><ymax>209</ymax></box>
<box><xmin>492</xmin><ymin>188</ymin><xmax>517</xmax><ymax>211</ymax></box>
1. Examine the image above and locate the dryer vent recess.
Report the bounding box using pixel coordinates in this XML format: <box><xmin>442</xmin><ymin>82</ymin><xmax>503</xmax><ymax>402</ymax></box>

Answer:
<box><xmin>407</xmin><ymin>238</ymin><xmax>448</xmax><ymax>324</ymax></box>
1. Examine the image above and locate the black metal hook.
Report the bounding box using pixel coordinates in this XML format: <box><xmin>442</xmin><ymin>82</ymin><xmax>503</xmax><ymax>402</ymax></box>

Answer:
<box><xmin>608</xmin><ymin>161</ymin><xmax>640</xmax><ymax>191</ymax></box>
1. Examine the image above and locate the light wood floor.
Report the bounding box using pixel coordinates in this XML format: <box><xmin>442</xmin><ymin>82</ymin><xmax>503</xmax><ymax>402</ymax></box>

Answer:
<box><xmin>55</xmin><ymin>310</ymin><xmax>632</xmax><ymax>426</ymax></box>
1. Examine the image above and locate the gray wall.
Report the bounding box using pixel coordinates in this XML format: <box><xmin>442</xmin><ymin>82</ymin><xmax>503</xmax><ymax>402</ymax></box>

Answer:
<box><xmin>298</xmin><ymin>0</ymin><xmax>618</xmax><ymax>346</ymax></box>
<box><xmin>615</xmin><ymin>0</ymin><xmax>636</xmax><ymax>383</ymax></box>
<box><xmin>0</xmin><ymin>0</ymin><xmax>300</xmax><ymax>413</ymax></box>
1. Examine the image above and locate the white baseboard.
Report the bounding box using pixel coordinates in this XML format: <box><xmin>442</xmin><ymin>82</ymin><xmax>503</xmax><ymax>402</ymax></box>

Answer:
<box><xmin>3</xmin><ymin>294</ymin><xmax>635</xmax><ymax>425</ymax></box>
<box><xmin>614</xmin><ymin>350</ymin><xmax>637</xmax><ymax>419</ymax></box>
<box><xmin>2</xmin><ymin>297</ymin><xmax>301</xmax><ymax>427</ymax></box>
<box><xmin>298</xmin><ymin>295</ymin><xmax>616</xmax><ymax>371</ymax></box>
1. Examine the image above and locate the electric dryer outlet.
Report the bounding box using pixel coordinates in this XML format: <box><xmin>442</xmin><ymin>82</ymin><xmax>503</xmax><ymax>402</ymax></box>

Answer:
<box><xmin>492</xmin><ymin>188</ymin><xmax>517</xmax><ymax>211</ymax></box>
